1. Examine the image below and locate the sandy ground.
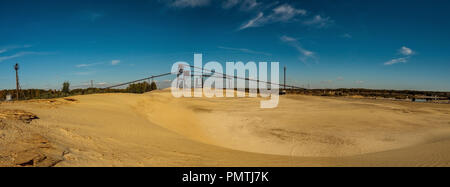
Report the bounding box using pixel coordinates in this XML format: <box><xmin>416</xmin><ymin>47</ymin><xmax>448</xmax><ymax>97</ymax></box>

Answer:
<box><xmin>1</xmin><ymin>89</ymin><xmax>450</xmax><ymax>166</ymax></box>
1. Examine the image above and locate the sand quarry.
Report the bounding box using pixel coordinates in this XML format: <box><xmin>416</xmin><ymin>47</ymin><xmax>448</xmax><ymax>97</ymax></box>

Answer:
<box><xmin>1</xmin><ymin>89</ymin><xmax>450</xmax><ymax>167</ymax></box>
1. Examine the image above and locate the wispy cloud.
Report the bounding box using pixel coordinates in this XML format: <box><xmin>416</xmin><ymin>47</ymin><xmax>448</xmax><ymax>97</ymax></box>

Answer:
<box><xmin>240</xmin><ymin>0</ymin><xmax>260</xmax><ymax>11</ymax></box>
<box><xmin>280</xmin><ymin>35</ymin><xmax>316</xmax><ymax>64</ymax></box>
<box><xmin>280</xmin><ymin>35</ymin><xmax>297</xmax><ymax>42</ymax></box>
<box><xmin>75</xmin><ymin>62</ymin><xmax>103</xmax><ymax>68</ymax></box>
<box><xmin>0</xmin><ymin>51</ymin><xmax>47</xmax><ymax>63</ymax></box>
<box><xmin>384</xmin><ymin>46</ymin><xmax>415</xmax><ymax>66</ymax></box>
<box><xmin>222</xmin><ymin>0</ymin><xmax>260</xmax><ymax>11</ymax></box>
<box><xmin>218</xmin><ymin>46</ymin><xmax>271</xmax><ymax>56</ymax></box>
<box><xmin>167</xmin><ymin>0</ymin><xmax>259</xmax><ymax>10</ymax></box>
<box><xmin>168</xmin><ymin>0</ymin><xmax>211</xmax><ymax>8</ymax></box>
<box><xmin>76</xmin><ymin>64</ymin><xmax>92</xmax><ymax>68</ymax></box>
<box><xmin>303</xmin><ymin>15</ymin><xmax>334</xmax><ymax>28</ymax></box>
<box><xmin>0</xmin><ymin>44</ymin><xmax>32</xmax><ymax>54</ymax></box>
<box><xmin>272</xmin><ymin>4</ymin><xmax>307</xmax><ymax>21</ymax></box>
<box><xmin>75</xmin><ymin>60</ymin><xmax>120</xmax><ymax>68</ymax></box>
<box><xmin>239</xmin><ymin>12</ymin><xmax>264</xmax><ymax>30</ymax></box>
<box><xmin>384</xmin><ymin>57</ymin><xmax>409</xmax><ymax>66</ymax></box>
<box><xmin>164</xmin><ymin>1</ymin><xmax>330</xmax><ymax>31</ymax></box>
<box><xmin>111</xmin><ymin>60</ymin><xmax>121</xmax><ymax>65</ymax></box>
<box><xmin>239</xmin><ymin>4</ymin><xmax>306</xmax><ymax>30</ymax></box>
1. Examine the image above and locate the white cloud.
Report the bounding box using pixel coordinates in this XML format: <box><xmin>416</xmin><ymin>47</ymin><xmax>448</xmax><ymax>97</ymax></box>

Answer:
<box><xmin>111</xmin><ymin>60</ymin><xmax>121</xmax><ymax>65</ymax></box>
<box><xmin>303</xmin><ymin>15</ymin><xmax>334</xmax><ymax>28</ymax></box>
<box><xmin>170</xmin><ymin>0</ymin><xmax>210</xmax><ymax>8</ymax></box>
<box><xmin>383</xmin><ymin>46</ymin><xmax>415</xmax><ymax>66</ymax></box>
<box><xmin>280</xmin><ymin>35</ymin><xmax>297</xmax><ymax>42</ymax></box>
<box><xmin>239</xmin><ymin>12</ymin><xmax>264</xmax><ymax>30</ymax></box>
<box><xmin>76</xmin><ymin>64</ymin><xmax>90</xmax><ymax>68</ymax></box>
<box><xmin>76</xmin><ymin>60</ymin><xmax>121</xmax><ymax>68</ymax></box>
<box><xmin>280</xmin><ymin>35</ymin><xmax>316</xmax><ymax>64</ymax></box>
<box><xmin>384</xmin><ymin>57</ymin><xmax>408</xmax><ymax>66</ymax></box>
<box><xmin>301</xmin><ymin>50</ymin><xmax>314</xmax><ymax>57</ymax></box>
<box><xmin>272</xmin><ymin>4</ymin><xmax>306</xmax><ymax>21</ymax></box>
<box><xmin>222</xmin><ymin>0</ymin><xmax>260</xmax><ymax>11</ymax></box>
<box><xmin>239</xmin><ymin>4</ymin><xmax>306</xmax><ymax>30</ymax></box>
<box><xmin>355</xmin><ymin>80</ymin><xmax>364</xmax><ymax>84</ymax></box>
<box><xmin>218</xmin><ymin>46</ymin><xmax>271</xmax><ymax>56</ymax></box>
<box><xmin>0</xmin><ymin>51</ymin><xmax>46</xmax><ymax>63</ymax></box>
<box><xmin>75</xmin><ymin>62</ymin><xmax>103</xmax><ymax>68</ymax></box>
<box><xmin>399</xmin><ymin>46</ymin><xmax>414</xmax><ymax>56</ymax></box>
<box><xmin>240</xmin><ymin>0</ymin><xmax>260</xmax><ymax>11</ymax></box>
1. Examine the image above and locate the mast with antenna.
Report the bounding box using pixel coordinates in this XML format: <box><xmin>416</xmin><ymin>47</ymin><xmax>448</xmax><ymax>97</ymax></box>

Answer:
<box><xmin>14</xmin><ymin>63</ymin><xmax>20</xmax><ymax>100</ymax></box>
<box><xmin>284</xmin><ymin>66</ymin><xmax>286</xmax><ymax>90</ymax></box>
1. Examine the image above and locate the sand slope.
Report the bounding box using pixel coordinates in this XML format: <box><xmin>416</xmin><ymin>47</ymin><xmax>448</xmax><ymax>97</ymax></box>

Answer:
<box><xmin>1</xmin><ymin>89</ymin><xmax>450</xmax><ymax>166</ymax></box>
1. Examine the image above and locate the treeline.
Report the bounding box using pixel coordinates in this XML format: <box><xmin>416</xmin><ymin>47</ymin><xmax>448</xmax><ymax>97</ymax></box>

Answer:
<box><xmin>286</xmin><ymin>88</ymin><xmax>450</xmax><ymax>100</ymax></box>
<box><xmin>0</xmin><ymin>81</ymin><xmax>157</xmax><ymax>101</ymax></box>
<box><xmin>126</xmin><ymin>81</ymin><xmax>157</xmax><ymax>94</ymax></box>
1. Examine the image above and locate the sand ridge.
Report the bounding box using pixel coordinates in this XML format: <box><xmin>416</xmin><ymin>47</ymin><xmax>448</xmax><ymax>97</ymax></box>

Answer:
<box><xmin>1</xmin><ymin>90</ymin><xmax>450</xmax><ymax>166</ymax></box>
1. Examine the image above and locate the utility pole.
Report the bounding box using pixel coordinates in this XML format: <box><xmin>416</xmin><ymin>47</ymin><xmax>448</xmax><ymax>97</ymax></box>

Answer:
<box><xmin>201</xmin><ymin>66</ymin><xmax>204</xmax><ymax>89</ymax></box>
<box><xmin>14</xmin><ymin>63</ymin><xmax>20</xmax><ymax>100</ymax></box>
<box><xmin>284</xmin><ymin>66</ymin><xmax>286</xmax><ymax>90</ymax></box>
<box><xmin>91</xmin><ymin>80</ymin><xmax>94</xmax><ymax>88</ymax></box>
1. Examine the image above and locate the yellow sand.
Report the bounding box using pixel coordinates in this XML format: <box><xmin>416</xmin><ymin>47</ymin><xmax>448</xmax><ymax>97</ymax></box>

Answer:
<box><xmin>1</xmin><ymin>89</ymin><xmax>450</xmax><ymax>166</ymax></box>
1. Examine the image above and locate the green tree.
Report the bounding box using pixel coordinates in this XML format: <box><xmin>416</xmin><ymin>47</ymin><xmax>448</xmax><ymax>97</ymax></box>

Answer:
<box><xmin>150</xmin><ymin>81</ymin><xmax>157</xmax><ymax>90</ymax></box>
<box><xmin>126</xmin><ymin>82</ymin><xmax>152</xmax><ymax>93</ymax></box>
<box><xmin>62</xmin><ymin>81</ymin><xmax>70</xmax><ymax>94</ymax></box>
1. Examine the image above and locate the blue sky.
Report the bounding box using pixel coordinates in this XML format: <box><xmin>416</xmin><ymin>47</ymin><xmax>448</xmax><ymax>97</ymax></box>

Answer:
<box><xmin>0</xmin><ymin>0</ymin><xmax>449</xmax><ymax>91</ymax></box>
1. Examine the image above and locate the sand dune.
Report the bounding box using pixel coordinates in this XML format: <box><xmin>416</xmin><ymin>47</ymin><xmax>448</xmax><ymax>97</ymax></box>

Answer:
<box><xmin>1</xmin><ymin>89</ymin><xmax>450</xmax><ymax>166</ymax></box>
